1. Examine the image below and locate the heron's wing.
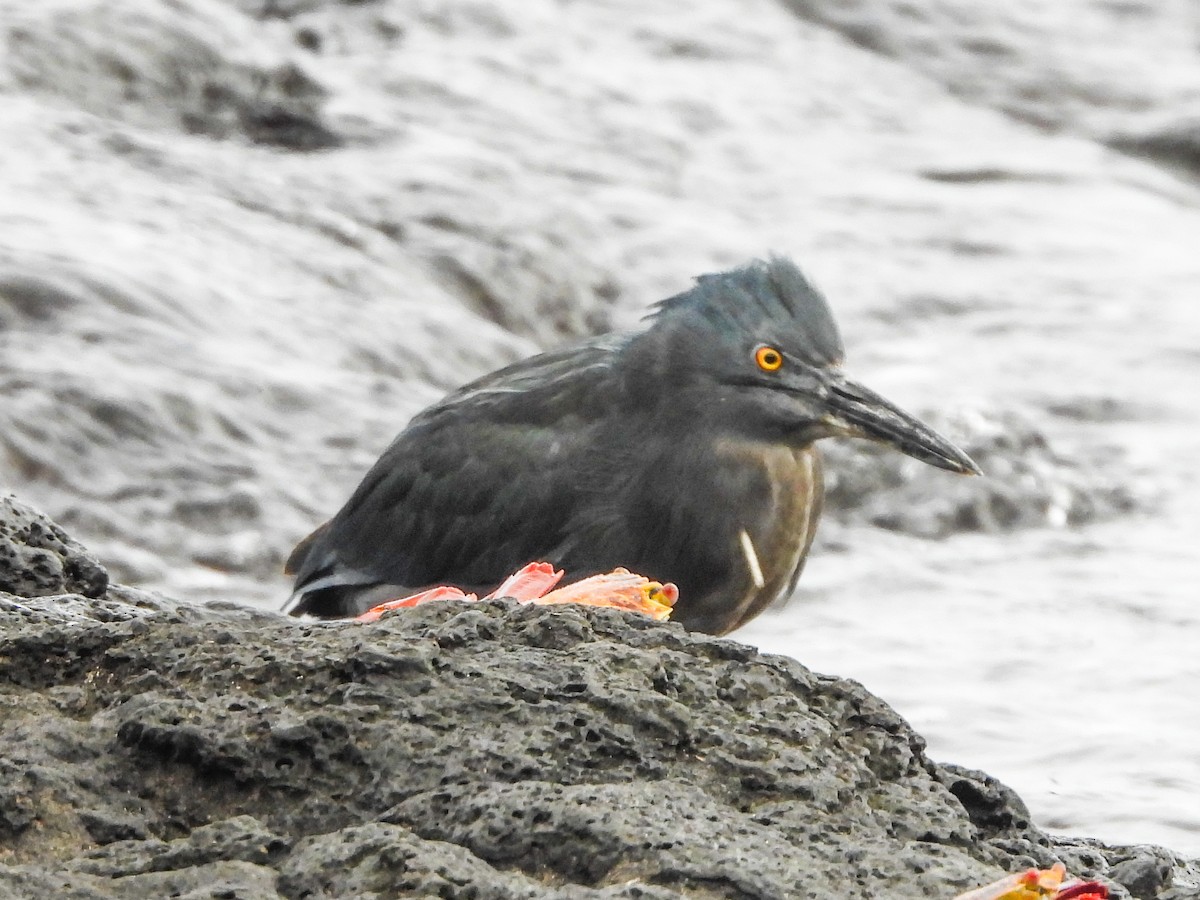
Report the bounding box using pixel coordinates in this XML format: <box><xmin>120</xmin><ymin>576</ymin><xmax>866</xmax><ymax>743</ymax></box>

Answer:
<box><xmin>287</xmin><ymin>337</ymin><xmax>625</xmax><ymax>615</ymax></box>
<box><xmin>284</xmin><ymin>521</ymin><xmax>328</xmax><ymax>576</ymax></box>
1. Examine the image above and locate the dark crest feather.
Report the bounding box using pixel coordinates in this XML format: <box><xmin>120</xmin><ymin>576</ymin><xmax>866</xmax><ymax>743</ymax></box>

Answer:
<box><xmin>649</xmin><ymin>256</ymin><xmax>844</xmax><ymax>365</ymax></box>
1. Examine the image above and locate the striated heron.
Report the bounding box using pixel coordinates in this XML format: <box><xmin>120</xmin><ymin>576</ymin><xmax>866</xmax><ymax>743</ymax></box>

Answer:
<box><xmin>285</xmin><ymin>257</ymin><xmax>979</xmax><ymax>634</ymax></box>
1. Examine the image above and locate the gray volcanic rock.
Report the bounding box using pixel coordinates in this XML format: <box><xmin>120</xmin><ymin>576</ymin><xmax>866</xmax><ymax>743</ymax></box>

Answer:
<box><xmin>2</xmin><ymin>503</ymin><xmax>1198</xmax><ymax>899</ymax></box>
<box><xmin>0</xmin><ymin>494</ymin><xmax>107</xmax><ymax>599</ymax></box>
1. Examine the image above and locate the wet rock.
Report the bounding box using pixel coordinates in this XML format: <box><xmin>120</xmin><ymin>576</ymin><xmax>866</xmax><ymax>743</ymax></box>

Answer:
<box><xmin>0</xmin><ymin>270</ymin><xmax>85</xmax><ymax>332</ymax></box>
<box><xmin>5</xmin><ymin>593</ymin><xmax>984</xmax><ymax>898</ymax></box>
<box><xmin>69</xmin><ymin>815</ymin><xmax>290</xmax><ymax>877</ymax></box>
<box><xmin>1107</xmin><ymin>849</ymin><xmax>1180</xmax><ymax>900</ymax></box>
<box><xmin>0</xmin><ymin>494</ymin><xmax>107</xmax><ymax>599</ymax></box>
<box><xmin>0</xmin><ymin>510</ymin><xmax>1196</xmax><ymax>898</ymax></box>
<box><xmin>431</xmin><ymin>247</ymin><xmax>620</xmax><ymax>345</ymax></box>
<box><xmin>4</xmin><ymin>0</ymin><xmax>340</xmax><ymax>149</ymax></box>
<box><xmin>276</xmin><ymin>821</ymin><xmax>684</xmax><ymax>899</ymax></box>
<box><xmin>823</xmin><ymin>408</ymin><xmax>1144</xmax><ymax>537</ymax></box>
<box><xmin>1108</xmin><ymin>115</ymin><xmax>1200</xmax><ymax>180</ymax></box>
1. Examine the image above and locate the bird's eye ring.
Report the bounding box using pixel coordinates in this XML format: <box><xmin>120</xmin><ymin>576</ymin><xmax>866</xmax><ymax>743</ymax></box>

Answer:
<box><xmin>754</xmin><ymin>345</ymin><xmax>783</xmax><ymax>372</ymax></box>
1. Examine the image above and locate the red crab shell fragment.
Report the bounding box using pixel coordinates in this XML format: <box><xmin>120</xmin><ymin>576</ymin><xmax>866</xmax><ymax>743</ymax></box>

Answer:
<box><xmin>355</xmin><ymin>562</ymin><xmax>678</xmax><ymax>624</ymax></box>
<box><xmin>953</xmin><ymin>863</ymin><xmax>1109</xmax><ymax>900</ymax></box>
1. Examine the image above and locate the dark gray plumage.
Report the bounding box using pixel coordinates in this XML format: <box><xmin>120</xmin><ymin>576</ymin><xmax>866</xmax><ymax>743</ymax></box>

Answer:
<box><xmin>286</xmin><ymin>256</ymin><xmax>979</xmax><ymax>635</ymax></box>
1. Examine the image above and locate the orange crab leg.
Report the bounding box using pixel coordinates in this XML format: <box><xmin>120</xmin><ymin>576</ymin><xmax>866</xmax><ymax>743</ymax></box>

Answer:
<box><xmin>482</xmin><ymin>561</ymin><xmax>564</xmax><ymax>601</ymax></box>
<box><xmin>355</xmin><ymin>585</ymin><xmax>477</xmax><ymax>622</ymax></box>
<box><xmin>355</xmin><ymin>562</ymin><xmax>678</xmax><ymax>624</ymax></box>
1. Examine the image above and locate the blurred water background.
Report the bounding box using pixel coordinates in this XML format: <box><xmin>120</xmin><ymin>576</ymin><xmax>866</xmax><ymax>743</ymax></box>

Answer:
<box><xmin>2</xmin><ymin>0</ymin><xmax>1198</xmax><ymax>858</ymax></box>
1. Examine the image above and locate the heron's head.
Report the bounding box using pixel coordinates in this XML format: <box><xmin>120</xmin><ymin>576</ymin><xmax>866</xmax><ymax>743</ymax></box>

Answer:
<box><xmin>628</xmin><ymin>256</ymin><xmax>980</xmax><ymax>475</ymax></box>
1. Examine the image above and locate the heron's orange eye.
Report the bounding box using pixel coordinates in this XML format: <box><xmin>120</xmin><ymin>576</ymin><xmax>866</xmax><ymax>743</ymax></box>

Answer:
<box><xmin>754</xmin><ymin>345</ymin><xmax>783</xmax><ymax>372</ymax></box>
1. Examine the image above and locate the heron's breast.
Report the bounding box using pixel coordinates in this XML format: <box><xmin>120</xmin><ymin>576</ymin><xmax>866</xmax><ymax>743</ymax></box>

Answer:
<box><xmin>712</xmin><ymin>439</ymin><xmax>824</xmax><ymax>621</ymax></box>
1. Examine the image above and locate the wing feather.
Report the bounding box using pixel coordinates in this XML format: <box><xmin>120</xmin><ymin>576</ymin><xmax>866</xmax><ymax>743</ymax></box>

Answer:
<box><xmin>287</xmin><ymin>337</ymin><xmax>626</xmax><ymax>615</ymax></box>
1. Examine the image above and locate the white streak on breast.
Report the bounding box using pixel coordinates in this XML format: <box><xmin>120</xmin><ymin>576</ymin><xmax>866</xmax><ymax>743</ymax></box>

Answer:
<box><xmin>794</xmin><ymin>451</ymin><xmax>813</xmax><ymax>547</ymax></box>
<box><xmin>739</xmin><ymin>529</ymin><xmax>766</xmax><ymax>590</ymax></box>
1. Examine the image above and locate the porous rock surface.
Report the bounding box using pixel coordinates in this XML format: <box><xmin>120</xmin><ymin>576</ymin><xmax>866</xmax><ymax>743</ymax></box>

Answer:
<box><xmin>0</xmin><ymin>494</ymin><xmax>108</xmax><ymax>600</ymax></box>
<box><xmin>2</xmin><ymin>504</ymin><xmax>1198</xmax><ymax>900</ymax></box>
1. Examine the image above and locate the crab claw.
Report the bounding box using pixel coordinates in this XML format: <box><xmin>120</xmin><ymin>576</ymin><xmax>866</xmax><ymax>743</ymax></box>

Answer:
<box><xmin>530</xmin><ymin>567</ymin><xmax>679</xmax><ymax>621</ymax></box>
<box><xmin>482</xmin><ymin>561</ymin><xmax>564</xmax><ymax>601</ymax></box>
<box><xmin>353</xmin><ymin>563</ymin><xmax>679</xmax><ymax>624</ymax></box>
<box><xmin>953</xmin><ymin>863</ymin><xmax>1108</xmax><ymax>900</ymax></box>
<box><xmin>1055</xmin><ymin>882</ymin><xmax>1108</xmax><ymax>900</ymax></box>
<box><xmin>355</xmin><ymin>585</ymin><xmax>477</xmax><ymax>623</ymax></box>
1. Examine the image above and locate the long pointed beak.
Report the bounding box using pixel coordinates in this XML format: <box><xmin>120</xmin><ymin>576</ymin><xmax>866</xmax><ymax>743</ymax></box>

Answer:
<box><xmin>822</xmin><ymin>374</ymin><xmax>982</xmax><ymax>475</ymax></box>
